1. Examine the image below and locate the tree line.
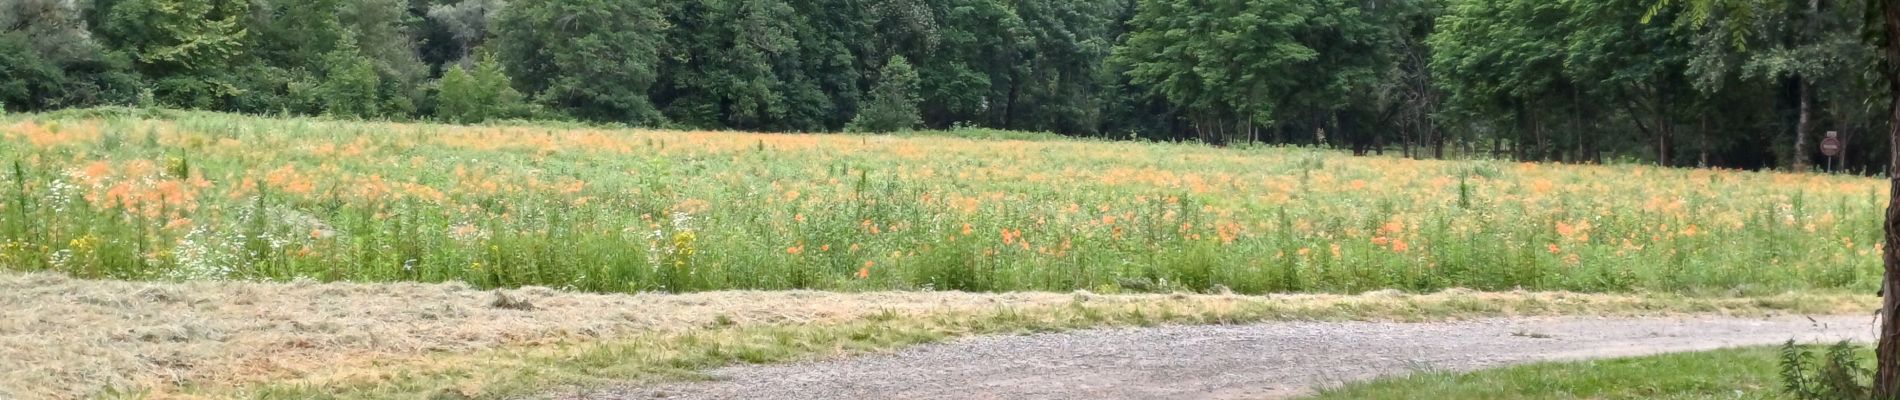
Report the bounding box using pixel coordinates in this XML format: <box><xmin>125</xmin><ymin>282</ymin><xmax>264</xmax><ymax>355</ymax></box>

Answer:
<box><xmin>0</xmin><ymin>0</ymin><xmax>1887</xmax><ymax>171</ymax></box>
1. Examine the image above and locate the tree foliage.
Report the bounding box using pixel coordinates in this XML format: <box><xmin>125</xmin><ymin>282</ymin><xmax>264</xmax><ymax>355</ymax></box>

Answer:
<box><xmin>848</xmin><ymin>55</ymin><xmax>924</xmax><ymax>132</ymax></box>
<box><xmin>494</xmin><ymin>0</ymin><xmax>667</xmax><ymax>124</ymax></box>
<box><xmin>1</xmin><ymin>0</ymin><xmax>1896</xmax><ymax>171</ymax></box>
<box><xmin>436</xmin><ymin>53</ymin><xmax>525</xmax><ymax>123</ymax></box>
<box><xmin>318</xmin><ymin>38</ymin><xmax>382</xmax><ymax>118</ymax></box>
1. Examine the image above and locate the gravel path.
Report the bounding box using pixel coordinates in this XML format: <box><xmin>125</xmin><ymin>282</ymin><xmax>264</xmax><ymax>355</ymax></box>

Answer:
<box><xmin>564</xmin><ymin>315</ymin><xmax>1872</xmax><ymax>400</ymax></box>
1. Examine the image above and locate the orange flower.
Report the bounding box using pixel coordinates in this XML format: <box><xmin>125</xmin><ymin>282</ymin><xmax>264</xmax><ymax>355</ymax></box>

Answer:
<box><xmin>962</xmin><ymin>223</ymin><xmax>974</xmax><ymax>236</ymax></box>
<box><xmin>1547</xmin><ymin>243</ymin><xmax>1561</xmax><ymax>254</ymax></box>
<box><xmin>1391</xmin><ymin>239</ymin><xmax>1408</xmax><ymax>253</ymax></box>
<box><xmin>786</xmin><ymin>245</ymin><xmax>804</xmax><ymax>255</ymax></box>
<box><xmin>79</xmin><ymin>161</ymin><xmax>112</xmax><ymax>183</ymax></box>
<box><xmin>1216</xmin><ymin>222</ymin><xmax>1241</xmax><ymax>244</ymax></box>
<box><xmin>1379</xmin><ymin>220</ymin><xmax>1403</xmax><ymax>235</ymax></box>
<box><xmin>857</xmin><ymin>261</ymin><xmax>873</xmax><ymax>279</ymax></box>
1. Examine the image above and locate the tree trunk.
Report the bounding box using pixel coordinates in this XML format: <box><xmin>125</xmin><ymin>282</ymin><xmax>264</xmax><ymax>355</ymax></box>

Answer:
<box><xmin>1515</xmin><ymin>102</ymin><xmax>1530</xmax><ymax>161</ymax></box>
<box><xmin>1003</xmin><ymin>82</ymin><xmax>1020</xmax><ymax>130</ymax></box>
<box><xmin>1657</xmin><ymin>113</ymin><xmax>1673</xmax><ymax>167</ymax></box>
<box><xmin>1574</xmin><ymin>89</ymin><xmax>1585</xmax><ymax>164</ymax></box>
<box><xmin>1461</xmin><ymin>130</ymin><xmax>1472</xmax><ymax>159</ymax></box>
<box><xmin>1530</xmin><ymin>107</ymin><xmax>1542</xmax><ymax>161</ymax></box>
<box><xmin>1492</xmin><ymin>132</ymin><xmax>1503</xmax><ymax>159</ymax></box>
<box><xmin>1699</xmin><ymin>114</ymin><xmax>1711</xmax><ymax>168</ymax></box>
<box><xmin>1795</xmin><ymin>77</ymin><xmax>1814</xmax><ymax>172</ymax></box>
<box><xmin>1396</xmin><ymin>123</ymin><xmax>1409</xmax><ymax>158</ymax></box>
<box><xmin>1874</xmin><ymin>2</ymin><xmax>1900</xmax><ymax>397</ymax></box>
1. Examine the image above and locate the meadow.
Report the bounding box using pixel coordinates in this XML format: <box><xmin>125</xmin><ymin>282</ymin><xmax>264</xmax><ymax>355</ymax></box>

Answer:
<box><xmin>0</xmin><ymin>109</ymin><xmax>1885</xmax><ymax>295</ymax></box>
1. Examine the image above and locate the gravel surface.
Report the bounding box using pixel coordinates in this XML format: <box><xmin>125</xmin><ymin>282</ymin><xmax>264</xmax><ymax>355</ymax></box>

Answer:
<box><xmin>563</xmin><ymin>315</ymin><xmax>1872</xmax><ymax>400</ymax></box>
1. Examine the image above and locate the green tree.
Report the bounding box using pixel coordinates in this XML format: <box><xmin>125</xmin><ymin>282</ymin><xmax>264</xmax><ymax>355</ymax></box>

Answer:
<box><xmin>1731</xmin><ymin>0</ymin><xmax>1875</xmax><ymax>171</ymax></box>
<box><xmin>246</xmin><ymin>0</ymin><xmax>345</xmax><ymax>70</ymax></box>
<box><xmin>494</xmin><ymin>0</ymin><xmax>667</xmax><ymax>124</ymax></box>
<box><xmin>653</xmin><ymin>0</ymin><xmax>802</xmax><ymax>130</ymax></box>
<box><xmin>910</xmin><ymin>0</ymin><xmax>1017</xmax><ymax>130</ymax></box>
<box><xmin>421</xmin><ymin>0</ymin><xmax>504</xmax><ymax>71</ymax></box>
<box><xmin>1565</xmin><ymin>0</ymin><xmax>1698</xmax><ymax>166</ymax></box>
<box><xmin>319</xmin><ymin>38</ymin><xmax>382</xmax><ymax>118</ymax></box>
<box><xmin>0</xmin><ymin>34</ymin><xmax>62</xmax><ymax>111</ymax></box>
<box><xmin>101</xmin><ymin>0</ymin><xmax>249</xmax><ymax>108</ymax></box>
<box><xmin>470</xmin><ymin>54</ymin><xmax>526</xmax><ymax>119</ymax></box>
<box><xmin>436</xmin><ymin>54</ymin><xmax>526</xmax><ymax>123</ymax></box>
<box><xmin>1005</xmin><ymin>0</ymin><xmax>1125</xmax><ymax>134</ymax></box>
<box><xmin>1430</xmin><ymin>0</ymin><xmax>1573</xmax><ymax>160</ymax></box>
<box><xmin>1672</xmin><ymin>0</ymin><xmax>1900</xmax><ymax>395</ymax></box>
<box><xmin>1114</xmin><ymin>0</ymin><xmax>1385</xmax><ymax>145</ymax></box>
<box><xmin>435</xmin><ymin>64</ymin><xmax>480</xmax><ymax>123</ymax></box>
<box><xmin>1367</xmin><ymin>0</ymin><xmax>1444</xmax><ymax>158</ymax></box>
<box><xmin>848</xmin><ymin>55</ymin><xmax>923</xmax><ymax>132</ymax></box>
<box><xmin>340</xmin><ymin>0</ymin><xmax>428</xmax><ymax>117</ymax></box>
<box><xmin>1115</xmin><ymin>0</ymin><xmax>1301</xmax><ymax>144</ymax></box>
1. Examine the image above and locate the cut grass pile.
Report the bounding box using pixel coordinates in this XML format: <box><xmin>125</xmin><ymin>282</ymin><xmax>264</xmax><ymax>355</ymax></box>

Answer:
<box><xmin>1309</xmin><ymin>345</ymin><xmax>1859</xmax><ymax>399</ymax></box>
<box><xmin>0</xmin><ymin>109</ymin><xmax>1887</xmax><ymax>294</ymax></box>
<box><xmin>0</xmin><ymin>271</ymin><xmax>1878</xmax><ymax>399</ymax></box>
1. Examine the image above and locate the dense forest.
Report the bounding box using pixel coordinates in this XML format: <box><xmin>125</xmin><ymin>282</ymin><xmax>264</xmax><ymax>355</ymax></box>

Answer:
<box><xmin>0</xmin><ymin>0</ymin><xmax>1887</xmax><ymax>171</ymax></box>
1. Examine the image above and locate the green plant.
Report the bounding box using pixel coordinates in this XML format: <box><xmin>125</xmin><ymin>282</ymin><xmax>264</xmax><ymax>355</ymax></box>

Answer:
<box><xmin>846</xmin><ymin>55</ymin><xmax>922</xmax><ymax>133</ymax></box>
<box><xmin>0</xmin><ymin>111</ymin><xmax>1888</xmax><ymax>295</ymax></box>
<box><xmin>1781</xmin><ymin>340</ymin><xmax>1875</xmax><ymax>400</ymax></box>
<box><xmin>318</xmin><ymin>38</ymin><xmax>382</xmax><ymax>118</ymax></box>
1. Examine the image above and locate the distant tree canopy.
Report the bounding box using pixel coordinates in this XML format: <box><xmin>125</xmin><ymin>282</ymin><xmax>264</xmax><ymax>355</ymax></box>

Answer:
<box><xmin>1</xmin><ymin>0</ymin><xmax>1890</xmax><ymax>171</ymax></box>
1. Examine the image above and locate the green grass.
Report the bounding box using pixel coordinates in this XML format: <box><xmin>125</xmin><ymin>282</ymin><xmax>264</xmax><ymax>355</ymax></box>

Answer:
<box><xmin>1311</xmin><ymin>346</ymin><xmax>1865</xmax><ymax>400</ymax></box>
<box><xmin>0</xmin><ymin>109</ymin><xmax>1885</xmax><ymax>295</ymax></box>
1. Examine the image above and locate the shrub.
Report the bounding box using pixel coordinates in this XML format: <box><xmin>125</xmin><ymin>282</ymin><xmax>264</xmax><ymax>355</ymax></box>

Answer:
<box><xmin>1780</xmin><ymin>340</ymin><xmax>1872</xmax><ymax>400</ymax></box>
<box><xmin>846</xmin><ymin>55</ymin><xmax>922</xmax><ymax>133</ymax></box>
<box><xmin>436</xmin><ymin>64</ymin><xmax>480</xmax><ymax>123</ymax></box>
<box><xmin>319</xmin><ymin>38</ymin><xmax>382</xmax><ymax>118</ymax></box>
<box><xmin>435</xmin><ymin>54</ymin><xmax>526</xmax><ymax>124</ymax></box>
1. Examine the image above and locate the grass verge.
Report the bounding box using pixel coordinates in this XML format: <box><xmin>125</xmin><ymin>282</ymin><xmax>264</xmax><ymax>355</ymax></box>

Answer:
<box><xmin>177</xmin><ymin>290</ymin><xmax>1875</xmax><ymax>399</ymax></box>
<box><xmin>1308</xmin><ymin>345</ymin><xmax>1862</xmax><ymax>400</ymax></box>
<box><xmin>5</xmin><ymin>270</ymin><xmax>1875</xmax><ymax>399</ymax></box>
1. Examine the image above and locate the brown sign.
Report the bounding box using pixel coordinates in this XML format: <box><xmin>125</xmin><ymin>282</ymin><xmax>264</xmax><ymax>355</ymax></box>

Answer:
<box><xmin>1821</xmin><ymin>137</ymin><xmax>1842</xmax><ymax>157</ymax></box>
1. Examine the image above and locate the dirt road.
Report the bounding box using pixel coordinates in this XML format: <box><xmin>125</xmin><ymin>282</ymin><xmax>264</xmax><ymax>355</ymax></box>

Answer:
<box><xmin>571</xmin><ymin>315</ymin><xmax>1870</xmax><ymax>400</ymax></box>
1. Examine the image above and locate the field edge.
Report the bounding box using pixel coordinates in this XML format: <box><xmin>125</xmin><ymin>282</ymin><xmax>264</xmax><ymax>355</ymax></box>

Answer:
<box><xmin>180</xmin><ymin>286</ymin><xmax>1879</xmax><ymax>399</ymax></box>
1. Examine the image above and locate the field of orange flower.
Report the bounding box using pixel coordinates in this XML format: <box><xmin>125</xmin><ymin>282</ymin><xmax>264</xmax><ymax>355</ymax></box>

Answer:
<box><xmin>0</xmin><ymin>109</ymin><xmax>1884</xmax><ymax>295</ymax></box>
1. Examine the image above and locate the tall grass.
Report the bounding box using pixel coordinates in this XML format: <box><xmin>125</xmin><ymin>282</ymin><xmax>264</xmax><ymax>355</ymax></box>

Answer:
<box><xmin>0</xmin><ymin>110</ymin><xmax>1883</xmax><ymax>295</ymax></box>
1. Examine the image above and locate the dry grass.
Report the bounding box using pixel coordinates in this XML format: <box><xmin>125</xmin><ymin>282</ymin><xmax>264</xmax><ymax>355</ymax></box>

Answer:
<box><xmin>0</xmin><ymin>271</ymin><xmax>1878</xmax><ymax>399</ymax></box>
